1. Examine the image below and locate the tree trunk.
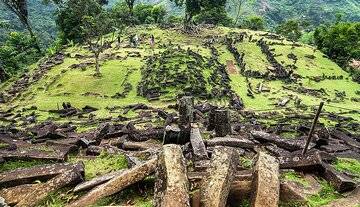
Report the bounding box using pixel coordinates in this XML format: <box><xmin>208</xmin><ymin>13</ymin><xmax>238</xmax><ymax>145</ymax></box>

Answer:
<box><xmin>200</xmin><ymin>146</ymin><xmax>238</xmax><ymax>207</ymax></box>
<box><xmin>94</xmin><ymin>53</ymin><xmax>100</xmax><ymax>76</ymax></box>
<box><xmin>154</xmin><ymin>145</ymin><xmax>190</xmax><ymax>207</ymax></box>
<box><xmin>21</xmin><ymin>17</ymin><xmax>41</xmax><ymax>53</ymax></box>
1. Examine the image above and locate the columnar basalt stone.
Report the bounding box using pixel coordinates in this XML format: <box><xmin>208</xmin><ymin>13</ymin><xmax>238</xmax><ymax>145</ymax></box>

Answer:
<box><xmin>214</xmin><ymin>109</ymin><xmax>232</xmax><ymax>137</ymax></box>
<box><xmin>16</xmin><ymin>168</ymin><xmax>83</xmax><ymax>207</ymax></box>
<box><xmin>67</xmin><ymin>158</ymin><xmax>157</xmax><ymax>207</ymax></box>
<box><xmin>178</xmin><ymin>96</ymin><xmax>194</xmax><ymax>125</ymax></box>
<box><xmin>0</xmin><ymin>162</ymin><xmax>84</xmax><ymax>188</ymax></box>
<box><xmin>190</xmin><ymin>124</ymin><xmax>208</xmax><ymax>160</ymax></box>
<box><xmin>200</xmin><ymin>146</ymin><xmax>238</xmax><ymax>207</ymax></box>
<box><xmin>321</xmin><ymin>163</ymin><xmax>356</xmax><ymax>193</ymax></box>
<box><xmin>251</xmin><ymin>151</ymin><xmax>280</xmax><ymax>207</ymax></box>
<box><xmin>154</xmin><ymin>145</ymin><xmax>190</xmax><ymax>207</ymax></box>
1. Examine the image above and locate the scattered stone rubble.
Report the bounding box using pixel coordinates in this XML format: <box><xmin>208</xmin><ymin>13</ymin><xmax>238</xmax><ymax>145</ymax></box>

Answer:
<box><xmin>0</xmin><ymin>96</ymin><xmax>359</xmax><ymax>206</ymax></box>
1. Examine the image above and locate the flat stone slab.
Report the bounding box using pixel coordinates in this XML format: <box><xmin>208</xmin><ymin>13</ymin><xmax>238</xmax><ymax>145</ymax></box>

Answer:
<box><xmin>0</xmin><ymin>162</ymin><xmax>84</xmax><ymax>188</ymax></box>
<box><xmin>323</xmin><ymin>187</ymin><xmax>360</xmax><ymax>207</ymax></box>
<box><xmin>251</xmin><ymin>151</ymin><xmax>280</xmax><ymax>207</ymax></box>
<box><xmin>206</xmin><ymin>135</ymin><xmax>255</xmax><ymax>149</ymax></box>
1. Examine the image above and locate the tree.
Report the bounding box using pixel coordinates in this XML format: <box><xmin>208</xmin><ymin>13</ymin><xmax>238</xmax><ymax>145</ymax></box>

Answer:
<box><xmin>125</xmin><ymin>0</ymin><xmax>136</xmax><ymax>16</ymax></box>
<box><xmin>170</xmin><ymin>0</ymin><xmax>201</xmax><ymax>30</ymax></box>
<box><xmin>56</xmin><ymin>0</ymin><xmax>103</xmax><ymax>43</ymax></box>
<box><xmin>276</xmin><ymin>19</ymin><xmax>302</xmax><ymax>41</ymax></box>
<box><xmin>1</xmin><ymin>0</ymin><xmax>41</xmax><ymax>52</ymax></box>
<box><xmin>81</xmin><ymin>12</ymin><xmax>113</xmax><ymax>76</ymax></box>
<box><xmin>314</xmin><ymin>22</ymin><xmax>360</xmax><ymax>67</ymax></box>
<box><xmin>243</xmin><ymin>15</ymin><xmax>265</xmax><ymax>30</ymax></box>
<box><xmin>194</xmin><ymin>0</ymin><xmax>232</xmax><ymax>26</ymax></box>
<box><xmin>0</xmin><ymin>31</ymin><xmax>42</xmax><ymax>79</ymax></box>
<box><xmin>151</xmin><ymin>5</ymin><xmax>167</xmax><ymax>23</ymax></box>
<box><xmin>229</xmin><ymin>0</ymin><xmax>254</xmax><ymax>25</ymax></box>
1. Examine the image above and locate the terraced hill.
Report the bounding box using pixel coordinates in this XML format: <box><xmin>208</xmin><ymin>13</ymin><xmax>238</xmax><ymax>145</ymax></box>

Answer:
<box><xmin>0</xmin><ymin>25</ymin><xmax>359</xmax><ymax>130</ymax></box>
<box><xmin>0</xmin><ymin>25</ymin><xmax>360</xmax><ymax>207</ymax></box>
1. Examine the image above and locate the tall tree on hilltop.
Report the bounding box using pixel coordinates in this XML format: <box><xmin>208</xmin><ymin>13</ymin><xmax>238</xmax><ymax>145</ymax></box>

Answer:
<box><xmin>1</xmin><ymin>0</ymin><xmax>41</xmax><ymax>52</ymax></box>
<box><xmin>56</xmin><ymin>0</ymin><xmax>104</xmax><ymax>42</ymax></box>
<box><xmin>125</xmin><ymin>0</ymin><xmax>136</xmax><ymax>16</ymax></box>
<box><xmin>229</xmin><ymin>0</ymin><xmax>254</xmax><ymax>25</ymax></box>
<box><xmin>81</xmin><ymin>12</ymin><xmax>114</xmax><ymax>77</ymax></box>
<box><xmin>170</xmin><ymin>0</ymin><xmax>201</xmax><ymax>30</ymax></box>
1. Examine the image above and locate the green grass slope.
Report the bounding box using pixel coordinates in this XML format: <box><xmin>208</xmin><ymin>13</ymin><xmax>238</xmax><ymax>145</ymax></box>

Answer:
<box><xmin>0</xmin><ymin>25</ymin><xmax>359</xmax><ymax>129</ymax></box>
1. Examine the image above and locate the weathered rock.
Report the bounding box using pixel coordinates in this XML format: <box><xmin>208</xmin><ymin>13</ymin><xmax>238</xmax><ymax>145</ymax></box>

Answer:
<box><xmin>251</xmin><ymin>151</ymin><xmax>280</xmax><ymax>207</ymax></box>
<box><xmin>251</xmin><ymin>130</ymin><xmax>311</xmax><ymax>152</ymax></box>
<box><xmin>321</xmin><ymin>163</ymin><xmax>356</xmax><ymax>193</ymax></box>
<box><xmin>206</xmin><ymin>135</ymin><xmax>255</xmax><ymax>149</ymax></box>
<box><xmin>280</xmin><ymin>173</ymin><xmax>321</xmax><ymax>202</ymax></box>
<box><xmin>214</xmin><ymin>109</ymin><xmax>232</xmax><ymax>137</ymax></box>
<box><xmin>15</xmin><ymin>168</ymin><xmax>83</xmax><ymax>207</ymax></box>
<box><xmin>0</xmin><ymin>196</ymin><xmax>9</xmax><ymax>207</ymax></box>
<box><xmin>121</xmin><ymin>140</ymin><xmax>161</xmax><ymax>151</ymax></box>
<box><xmin>163</xmin><ymin>124</ymin><xmax>181</xmax><ymax>144</ymax></box>
<box><xmin>331</xmin><ymin>130</ymin><xmax>360</xmax><ymax>150</ymax></box>
<box><xmin>200</xmin><ymin>146</ymin><xmax>238</xmax><ymax>207</ymax></box>
<box><xmin>322</xmin><ymin>187</ymin><xmax>360</xmax><ymax>207</ymax></box>
<box><xmin>0</xmin><ymin>184</ymin><xmax>39</xmax><ymax>206</ymax></box>
<box><xmin>67</xmin><ymin>158</ymin><xmax>157</xmax><ymax>207</ymax></box>
<box><xmin>0</xmin><ymin>162</ymin><xmax>84</xmax><ymax>188</ymax></box>
<box><xmin>154</xmin><ymin>145</ymin><xmax>190</xmax><ymax>207</ymax></box>
<box><xmin>73</xmin><ymin>170</ymin><xmax>126</xmax><ymax>192</ymax></box>
<box><xmin>279</xmin><ymin>150</ymin><xmax>323</xmax><ymax>171</ymax></box>
<box><xmin>190</xmin><ymin>124</ymin><xmax>208</xmax><ymax>160</ymax></box>
<box><xmin>178</xmin><ymin>96</ymin><xmax>194</xmax><ymax>125</ymax></box>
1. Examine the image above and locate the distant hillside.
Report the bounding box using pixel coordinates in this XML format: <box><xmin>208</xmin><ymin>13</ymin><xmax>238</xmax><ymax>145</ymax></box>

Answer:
<box><xmin>0</xmin><ymin>26</ymin><xmax>359</xmax><ymax>132</ymax></box>
<box><xmin>1</xmin><ymin>0</ymin><xmax>359</xmax><ymax>46</ymax></box>
<box><xmin>255</xmin><ymin>0</ymin><xmax>360</xmax><ymax>27</ymax></box>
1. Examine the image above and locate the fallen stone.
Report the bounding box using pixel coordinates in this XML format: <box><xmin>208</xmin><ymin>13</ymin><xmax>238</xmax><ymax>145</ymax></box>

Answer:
<box><xmin>190</xmin><ymin>124</ymin><xmax>208</xmax><ymax>160</ymax></box>
<box><xmin>0</xmin><ymin>184</ymin><xmax>39</xmax><ymax>206</ymax></box>
<box><xmin>321</xmin><ymin>163</ymin><xmax>356</xmax><ymax>193</ymax></box>
<box><xmin>251</xmin><ymin>130</ymin><xmax>312</xmax><ymax>152</ymax></box>
<box><xmin>322</xmin><ymin>187</ymin><xmax>360</xmax><ymax>207</ymax></box>
<box><xmin>279</xmin><ymin>150</ymin><xmax>323</xmax><ymax>171</ymax></box>
<box><xmin>67</xmin><ymin>158</ymin><xmax>157</xmax><ymax>207</ymax></box>
<box><xmin>0</xmin><ymin>162</ymin><xmax>84</xmax><ymax>188</ymax></box>
<box><xmin>251</xmin><ymin>151</ymin><xmax>280</xmax><ymax>207</ymax></box>
<box><xmin>280</xmin><ymin>173</ymin><xmax>321</xmax><ymax>202</ymax></box>
<box><xmin>200</xmin><ymin>146</ymin><xmax>238</xmax><ymax>207</ymax></box>
<box><xmin>16</xmin><ymin>168</ymin><xmax>83</xmax><ymax>207</ymax></box>
<box><xmin>73</xmin><ymin>170</ymin><xmax>126</xmax><ymax>193</ymax></box>
<box><xmin>206</xmin><ymin>135</ymin><xmax>255</xmax><ymax>149</ymax></box>
<box><xmin>154</xmin><ymin>145</ymin><xmax>190</xmax><ymax>207</ymax></box>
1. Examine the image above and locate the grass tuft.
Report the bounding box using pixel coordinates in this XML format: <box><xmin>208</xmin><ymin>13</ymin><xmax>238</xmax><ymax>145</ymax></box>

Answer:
<box><xmin>281</xmin><ymin>171</ymin><xmax>310</xmax><ymax>187</ymax></box>
<box><xmin>70</xmin><ymin>152</ymin><xmax>128</xmax><ymax>180</ymax></box>
<box><xmin>307</xmin><ymin>180</ymin><xmax>340</xmax><ymax>207</ymax></box>
<box><xmin>333</xmin><ymin>158</ymin><xmax>360</xmax><ymax>178</ymax></box>
<box><xmin>0</xmin><ymin>159</ymin><xmax>55</xmax><ymax>173</ymax></box>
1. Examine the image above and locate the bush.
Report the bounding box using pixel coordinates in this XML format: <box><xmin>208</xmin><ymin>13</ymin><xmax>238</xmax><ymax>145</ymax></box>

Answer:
<box><xmin>112</xmin><ymin>3</ymin><xmax>167</xmax><ymax>25</ymax></box>
<box><xmin>133</xmin><ymin>4</ymin><xmax>153</xmax><ymax>24</ymax></box>
<box><xmin>166</xmin><ymin>15</ymin><xmax>183</xmax><ymax>24</ymax></box>
<box><xmin>314</xmin><ymin>22</ymin><xmax>360</xmax><ymax>66</ymax></box>
<box><xmin>276</xmin><ymin>19</ymin><xmax>302</xmax><ymax>41</ymax></box>
<box><xmin>242</xmin><ymin>16</ymin><xmax>265</xmax><ymax>30</ymax></box>
<box><xmin>194</xmin><ymin>7</ymin><xmax>233</xmax><ymax>26</ymax></box>
<box><xmin>0</xmin><ymin>32</ymin><xmax>42</xmax><ymax>77</ymax></box>
<box><xmin>56</xmin><ymin>0</ymin><xmax>103</xmax><ymax>43</ymax></box>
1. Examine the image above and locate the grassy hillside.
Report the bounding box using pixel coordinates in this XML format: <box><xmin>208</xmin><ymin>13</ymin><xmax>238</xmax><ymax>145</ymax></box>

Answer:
<box><xmin>0</xmin><ymin>25</ymin><xmax>359</xmax><ymax>131</ymax></box>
